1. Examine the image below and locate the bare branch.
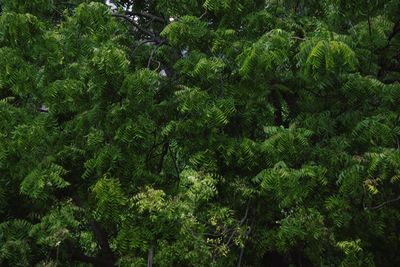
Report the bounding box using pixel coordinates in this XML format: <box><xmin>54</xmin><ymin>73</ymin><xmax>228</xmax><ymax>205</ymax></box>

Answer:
<box><xmin>237</xmin><ymin>246</ymin><xmax>245</xmax><ymax>267</ymax></box>
<box><xmin>147</xmin><ymin>44</ymin><xmax>163</xmax><ymax>69</ymax></box>
<box><xmin>365</xmin><ymin>195</ymin><xmax>400</xmax><ymax>210</ymax></box>
<box><xmin>199</xmin><ymin>10</ymin><xmax>208</xmax><ymax>20</ymax></box>
<box><xmin>237</xmin><ymin>206</ymin><xmax>255</xmax><ymax>267</ymax></box>
<box><xmin>147</xmin><ymin>246</ymin><xmax>154</xmax><ymax>267</ymax></box>
<box><xmin>290</xmin><ymin>36</ymin><xmax>306</xmax><ymax>41</ymax></box>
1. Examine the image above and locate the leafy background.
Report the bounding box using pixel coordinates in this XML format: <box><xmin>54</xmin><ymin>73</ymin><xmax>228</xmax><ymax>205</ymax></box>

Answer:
<box><xmin>0</xmin><ymin>0</ymin><xmax>400</xmax><ymax>266</ymax></box>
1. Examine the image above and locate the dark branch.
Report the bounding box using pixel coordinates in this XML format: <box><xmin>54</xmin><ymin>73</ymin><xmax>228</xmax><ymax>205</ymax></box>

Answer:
<box><xmin>270</xmin><ymin>90</ymin><xmax>283</xmax><ymax>126</ymax></box>
<box><xmin>70</xmin><ymin>246</ymin><xmax>101</xmax><ymax>265</ymax></box>
<box><xmin>388</xmin><ymin>19</ymin><xmax>400</xmax><ymax>42</ymax></box>
<box><xmin>89</xmin><ymin>220</ymin><xmax>115</xmax><ymax>263</ymax></box>
<box><xmin>67</xmin><ymin>239</ymin><xmax>113</xmax><ymax>267</ymax></box>
<box><xmin>124</xmin><ymin>11</ymin><xmax>165</xmax><ymax>24</ymax></box>
<box><xmin>112</xmin><ymin>14</ymin><xmax>155</xmax><ymax>37</ymax></box>
<box><xmin>377</xmin><ymin>18</ymin><xmax>400</xmax><ymax>80</ymax></box>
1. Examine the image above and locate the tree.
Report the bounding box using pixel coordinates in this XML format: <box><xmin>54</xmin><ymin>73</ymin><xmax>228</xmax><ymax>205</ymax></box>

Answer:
<box><xmin>1</xmin><ymin>0</ymin><xmax>400</xmax><ymax>266</ymax></box>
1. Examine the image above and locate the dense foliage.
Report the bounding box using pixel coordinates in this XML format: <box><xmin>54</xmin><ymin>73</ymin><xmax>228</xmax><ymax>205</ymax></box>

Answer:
<box><xmin>1</xmin><ymin>0</ymin><xmax>400</xmax><ymax>266</ymax></box>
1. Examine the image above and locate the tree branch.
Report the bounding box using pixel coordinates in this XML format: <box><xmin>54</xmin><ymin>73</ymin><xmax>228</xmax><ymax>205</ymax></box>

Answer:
<box><xmin>147</xmin><ymin>43</ymin><xmax>164</xmax><ymax>69</ymax></box>
<box><xmin>68</xmin><ymin>198</ymin><xmax>115</xmax><ymax>266</ymax></box>
<box><xmin>226</xmin><ymin>202</ymin><xmax>251</xmax><ymax>247</ymax></box>
<box><xmin>157</xmin><ymin>140</ymin><xmax>169</xmax><ymax>174</ymax></box>
<box><xmin>237</xmin><ymin>245</ymin><xmax>245</xmax><ymax>267</ymax></box>
<box><xmin>365</xmin><ymin>195</ymin><xmax>400</xmax><ymax>210</ymax></box>
<box><xmin>387</xmin><ymin>19</ymin><xmax>400</xmax><ymax>43</ymax></box>
<box><xmin>68</xmin><ymin>240</ymin><xmax>112</xmax><ymax>267</ymax></box>
<box><xmin>377</xmin><ymin>18</ymin><xmax>400</xmax><ymax>80</ymax></box>
<box><xmin>112</xmin><ymin>14</ymin><xmax>155</xmax><ymax>37</ymax></box>
<box><xmin>147</xmin><ymin>246</ymin><xmax>154</xmax><ymax>267</ymax></box>
<box><xmin>169</xmin><ymin>145</ymin><xmax>180</xmax><ymax>178</ymax></box>
<box><xmin>89</xmin><ymin>220</ymin><xmax>116</xmax><ymax>266</ymax></box>
<box><xmin>124</xmin><ymin>11</ymin><xmax>165</xmax><ymax>24</ymax></box>
<box><xmin>237</xmin><ymin>206</ymin><xmax>255</xmax><ymax>267</ymax></box>
<box><xmin>70</xmin><ymin>247</ymin><xmax>101</xmax><ymax>265</ymax></box>
<box><xmin>270</xmin><ymin>90</ymin><xmax>283</xmax><ymax>126</ymax></box>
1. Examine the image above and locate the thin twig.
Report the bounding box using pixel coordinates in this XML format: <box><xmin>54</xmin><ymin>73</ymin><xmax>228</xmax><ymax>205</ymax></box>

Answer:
<box><xmin>199</xmin><ymin>10</ymin><xmax>207</xmax><ymax>19</ymax></box>
<box><xmin>237</xmin><ymin>206</ymin><xmax>255</xmax><ymax>267</ymax></box>
<box><xmin>226</xmin><ymin>201</ymin><xmax>251</xmax><ymax>247</ymax></box>
<box><xmin>147</xmin><ymin>44</ymin><xmax>162</xmax><ymax>69</ymax></box>
<box><xmin>153</xmin><ymin>60</ymin><xmax>161</xmax><ymax>72</ymax></box>
<box><xmin>291</xmin><ymin>36</ymin><xmax>306</xmax><ymax>41</ymax></box>
<box><xmin>132</xmin><ymin>39</ymin><xmax>153</xmax><ymax>55</ymax></box>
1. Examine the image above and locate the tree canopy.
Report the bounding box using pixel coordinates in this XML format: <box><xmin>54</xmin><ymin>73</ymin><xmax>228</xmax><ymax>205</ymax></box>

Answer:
<box><xmin>1</xmin><ymin>0</ymin><xmax>400</xmax><ymax>266</ymax></box>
